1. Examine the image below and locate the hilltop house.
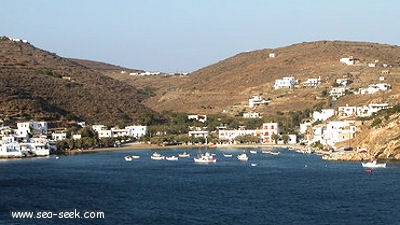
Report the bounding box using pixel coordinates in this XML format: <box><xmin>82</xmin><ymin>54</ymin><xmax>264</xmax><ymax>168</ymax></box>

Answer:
<box><xmin>274</xmin><ymin>77</ymin><xmax>297</xmax><ymax>90</ymax></box>
<box><xmin>248</xmin><ymin>96</ymin><xmax>269</xmax><ymax>108</ymax></box>
<box><xmin>336</xmin><ymin>78</ymin><xmax>351</xmax><ymax>87</ymax></box>
<box><xmin>357</xmin><ymin>103</ymin><xmax>391</xmax><ymax>117</ymax></box>
<box><xmin>358</xmin><ymin>83</ymin><xmax>391</xmax><ymax>95</ymax></box>
<box><xmin>312</xmin><ymin>109</ymin><xmax>335</xmax><ymax>122</ymax></box>
<box><xmin>329</xmin><ymin>87</ymin><xmax>346</xmax><ymax>99</ymax></box>
<box><xmin>243</xmin><ymin>112</ymin><xmax>261</xmax><ymax>118</ymax></box>
<box><xmin>303</xmin><ymin>77</ymin><xmax>322</xmax><ymax>88</ymax></box>
<box><xmin>340</xmin><ymin>57</ymin><xmax>358</xmax><ymax>65</ymax></box>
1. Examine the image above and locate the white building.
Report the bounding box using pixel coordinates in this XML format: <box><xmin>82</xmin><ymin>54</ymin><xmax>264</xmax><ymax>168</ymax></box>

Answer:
<box><xmin>338</xmin><ymin>105</ymin><xmax>357</xmax><ymax>116</ymax></box>
<box><xmin>125</xmin><ymin>126</ymin><xmax>147</xmax><ymax>138</ymax></box>
<box><xmin>311</xmin><ymin>120</ymin><xmax>356</xmax><ymax>147</ymax></box>
<box><xmin>312</xmin><ymin>109</ymin><xmax>335</xmax><ymax>122</ymax></box>
<box><xmin>248</xmin><ymin>96</ymin><xmax>269</xmax><ymax>108</ymax></box>
<box><xmin>299</xmin><ymin>120</ymin><xmax>313</xmax><ymax>134</ymax></box>
<box><xmin>274</xmin><ymin>77</ymin><xmax>297</xmax><ymax>89</ymax></box>
<box><xmin>269</xmin><ymin>53</ymin><xmax>276</xmax><ymax>58</ymax></box>
<box><xmin>303</xmin><ymin>77</ymin><xmax>321</xmax><ymax>88</ymax></box>
<box><xmin>329</xmin><ymin>87</ymin><xmax>346</xmax><ymax>98</ymax></box>
<box><xmin>358</xmin><ymin>83</ymin><xmax>391</xmax><ymax>95</ymax></box>
<box><xmin>336</xmin><ymin>78</ymin><xmax>351</xmax><ymax>87</ymax></box>
<box><xmin>340</xmin><ymin>57</ymin><xmax>357</xmax><ymax>65</ymax></box>
<box><xmin>188</xmin><ymin>130</ymin><xmax>209</xmax><ymax>139</ymax></box>
<box><xmin>357</xmin><ymin>103</ymin><xmax>391</xmax><ymax>117</ymax></box>
<box><xmin>218</xmin><ymin>122</ymin><xmax>279</xmax><ymax>144</ymax></box>
<box><xmin>243</xmin><ymin>112</ymin><xmax>261</xmax><ymax>118</ymax></box>
<box><xmin>188</xmin><ymin>114</ymin><xmax>207</xmax><ymax>123</ymax></box>
<box><xmin>52</xmin><ymin>132</ymin><xmax>67</xmax><ymax>141</ymax></box>
<box><xmin>15</xmin><ymin>121</ymin><xmax>48</xmax><ymax>138</ymax></box>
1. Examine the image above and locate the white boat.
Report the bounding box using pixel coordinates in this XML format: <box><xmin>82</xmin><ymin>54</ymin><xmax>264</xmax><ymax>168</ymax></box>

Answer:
<box><xmin>237</xmin><ymin>153</ymin><xmax>249</xmax><ymax>161</ymax></box>
<box><xmin>150</xmin><ymin>152</ymin><xmax>165</xmax><ymax>160</ymax></box>
<box><xmin>361</xmin><ymin>160</ymin><xmax>386</xmax><ymax>168</ymax></box>
<box><xmin>165</xmin><ymin>156</ymin><xmax>179</xmax><ymax>161</ymax></box>
<box><xmin>250</xmin><ymin>150</ymin><xmax>257</xmax><ymax>154</ymax></box>
<box><xmin>124</xmin><ymin>156</ymin><xmax>133</xmax><ymax>161</ymax></box>
<box><xmin>131</xmin><ymin>155</ymin><xmax>140</xmax><ymax>159</ymax></box>
<box><xmin>178</xmin><ymin>152</ymin><xmax>190</xmax><ymax>158</ymax></box>
<box><xmin>251</xmin><ymin>163</ymin><xmax>258</xmax><ymax>167</ymax></box>
<box><xmin>194</xmin><ymin>152</ymin><xmax>217</xmax><ymax>163</ymax></box>
<box><xmin>223</xmin><ymin>154</ymin><xmax>233</xmax><ymax>158</ymax></box>
<box><xmin>262</xmin><ymin>150</ymin><xmax>280</xmax><ymax>155</ymax></box>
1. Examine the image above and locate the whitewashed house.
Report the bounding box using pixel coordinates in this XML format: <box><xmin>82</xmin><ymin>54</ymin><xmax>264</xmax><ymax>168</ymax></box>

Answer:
<box><xmin>312</xmin><ymin>109</ymin><xmax>335</xmax><ymax>122</ymax></box>
<box><xmin>358</xmin><ymin>83</ymin><xmax>391</xmax><ymax>95</ymax></box>
<box><xmin>274</xmin><ymin>77</ymin><xmax>297</xmax><ymax>89</ymax></box>
<box><xmin>303</xmin><ymin>77</ymin><xmax>322</xmax><ymax>88</ymax></box>
<box><xmin>274</xmin><ymin>76</ymin><xmax>297</xmax><ymax>89</ymax></box>
<box><xmin>188</xmin><ymin>114</ymin><xmax>207</xmax><ymax>123</ymax></box>
<box><xmin>15</xmin><ymin>121</ymin><xmax>48</xmax><ymax>139</ymax></box>
<box><xmin>299</xmin><ymin>120</ymin><xmax>313</xmax><ymax>134</ymax></box>
<box><xmin>329</xmin><ymin>87</ymin><xmax>346</xmax><ymax>98</ymax></box>
<box><xmin>248</xmin><ymin>96</ymin><xmax>269</xmax><ymax>108</ymax></box>
<box><xmin>338</xmin><ymin>105</ymin><xmax>357</xmax><ymax>116</ymax></box>
<box><xmin>188</xmin><ymin>130</ymin><xmax>209</xmax><ymax>139</ymax></box>
<box><xmin>218</xmin><ymin>122</ymin><xmax>279</xmax><ymax>144</ymax></box>
<box><xmin>269</xmin><ymin>53</ymin><xmax>276</xmax><ymax>58</ymax></box>
<box><xmin>311</xmin><ymin>121</ymin><xmax>356</xmax><ymax>147</ymax></box>
<box><xmin>340</xmin><ymin>57</ymin><xmax>357</xmax><ymax>65</ymax></box>
<box><xmin>243</xmin><ymin>112</ymin><xmax>261</xmax><ymax>118</ymax></box>
<box><xmin>357</xmin><ymin>103</ymin><xmax>391</xmax><ymax>117</ymax></box>
<box><xmin>125</xmin><ymin>126</ymin><xmax>147</xmax><ymax>138</ymax></box>
<box><xmin>0</xmin><ymin>136</ymin><xmax>23</xmax><ymax>157</ymax></box>
<box><xmin>92</xmin><ymin>125</ymin><xmax>112</xmax><ymax>138</ymax></box>
<box><xmin>52</xmin><ymin>132</ymin><xmax>67</xmax><ymax>141</ymax></box>
<box><xmin>336</xmin><ymin>78</ymin><xmax>351</xmax><ymax>87</ymax></box>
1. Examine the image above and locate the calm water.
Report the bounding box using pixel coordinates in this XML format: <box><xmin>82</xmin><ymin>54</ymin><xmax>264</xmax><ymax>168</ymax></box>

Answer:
<box><xmin>0</xmin><ymin>148</ymin><xmax>399</xmax><ymax>225</ymax></box>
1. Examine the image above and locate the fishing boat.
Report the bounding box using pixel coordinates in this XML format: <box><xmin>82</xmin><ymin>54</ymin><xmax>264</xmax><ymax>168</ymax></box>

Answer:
<box><xmin>124</xmin><ymin>156</ymin><xmax>133</xmax><ymax>161</ymax></box>
<box><xmin>361</xmin><ymin>160</ymin><xmax>386</xmax><ymax>168</ymax></box>
<box><xmin>223</xmin><ymin>154</ymin><xmax>233</xmax><ymax>157</ymax></box>
<box><xmin>193</xmin><ymin>152</ymin><xmax>217</xmax><ymax>163</ymax></box>
<box><xmin>165</xmin><ymin>156</ymin><xmax>179</xmax><ymax>161</ymax></box>
<box><xmin>178</xmin><ymin>151</ymin><xmax>190</xmax><ymax>158</ymax></box>
<box><xmin>237</xmin><ymin>153</ymin><xmax>249</xmax><ymax>161</ymax></box>
<box><xmin>150</xmin><ymin>152</ymin><xmax>165</xmax><ymax>160</ymax></box>
<box><xmin>262</xmin><ymin>150</ymin><xmax>280</xmax><ymax>155</ymax></box>
<box><xmin>250</xmin><ymin>150</ymin><xmax>257</xmax><ymax>154</ymax></box>
<box><xmin>131</xmin><ymin>155</ymin><xmax>140</xmax><ymax>159</ymax></box>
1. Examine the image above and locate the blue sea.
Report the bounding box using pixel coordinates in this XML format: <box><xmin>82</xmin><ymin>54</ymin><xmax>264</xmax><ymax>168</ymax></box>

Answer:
<box><xmin>1</xmin><ymin>148</ymin><xmax>399</xmax><ymax>225</ymax></box>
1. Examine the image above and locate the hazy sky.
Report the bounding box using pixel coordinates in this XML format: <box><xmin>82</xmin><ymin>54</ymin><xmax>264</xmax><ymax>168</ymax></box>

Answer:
<box><xmin>1</xmin><ymin>0</ymin><xmax>399</xmax><ymax>72</ymax></box>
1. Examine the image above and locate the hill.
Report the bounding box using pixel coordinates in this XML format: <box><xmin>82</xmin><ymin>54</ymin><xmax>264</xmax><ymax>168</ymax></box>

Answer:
<box><xmin>128</xmin><ymin>41</ymin><xmax>400</xmax><ymax>115</ymax></box>
<box><xmin>0</xmin><ymin>36</ymin><xmax>162</xmax><ymax>127</ymax></box>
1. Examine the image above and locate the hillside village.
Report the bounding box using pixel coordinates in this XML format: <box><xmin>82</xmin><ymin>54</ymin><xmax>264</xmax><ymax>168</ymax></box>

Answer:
<box><xmin>0</xmin><ymin>38</ymin><xmax>399</xmax><ymax>160</ymax></box>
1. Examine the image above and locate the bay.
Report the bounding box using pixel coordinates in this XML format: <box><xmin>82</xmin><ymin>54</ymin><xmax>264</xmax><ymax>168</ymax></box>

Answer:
<box><xmin>1</xmin><ymin>148</ymin><xmax>399</xmax><ymax>225</ymax></box>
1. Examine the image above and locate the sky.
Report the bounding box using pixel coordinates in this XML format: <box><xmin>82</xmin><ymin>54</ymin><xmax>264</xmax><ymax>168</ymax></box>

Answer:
<box><xmin>1</xmin><ymin>0</ymin><xmax>400</xmax><ymax>73</ymax></box>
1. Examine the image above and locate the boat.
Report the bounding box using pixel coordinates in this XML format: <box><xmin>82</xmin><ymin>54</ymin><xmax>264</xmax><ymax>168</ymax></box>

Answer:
<box><xmin>237</xmin><ymin>153</ymin><xmax>249</xmax><ymax>161</ymax></box>
<box><xmin>150</xmin><ymin>152</ymin><xmax>165</xmax><ymax>160</ymax></box>
<box><xmin>223</xmin><ymin>154</ymin><xmax>233</xmax><ymax>158</ymax></box>
<box><xmin>251</xmin><ymin>163</ymin><xmax>258</xmax><ymax>167</ymax></box>
<box><xmin>178</xmin><ymin>151</ymin><xmax>190</xmax><ymax>158</ymax></box>
<box><xmin>361</xmin><ymin>160</ymin><xmax>386</xmax><ymax>168</ymax></box>
<box><xmin>250</xmin><ymin>150</ymin><xmax>257</xmax><ymax>154</ymax></box>
<box><xmin>262</xmin><ymin>150</ymin><xmax>280</xmax><ymax>155</ymax></box>
<box><xmin>193</xmin><ymin>152</ymin><xmax>217</xmax><ymax>163</ymax></box>
<box><xmin>124</xmin><ymin>156</ymin><xmax>133</xmax><ymax>161</ymax></box>
<box><xmin>165</xmin><ymin>156</ymin><xmax>179</xmax><ymax>161</ymax></box>
<box><xmin>131</xmin><ymin>155</ymin><xmax>140</xmax><ymax>159</ymax></box>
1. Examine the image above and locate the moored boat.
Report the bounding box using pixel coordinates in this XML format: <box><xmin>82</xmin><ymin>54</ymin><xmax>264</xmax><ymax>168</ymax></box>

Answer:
<box><xmin>250</xmin><ymin>150</ymin><xmax>257</xmax><ymax>154</ymax></box>
<box><xmin>151</xmin><ymin>152</ymin><xmax>165</xmax><ymax>160</ymax></box>
<box><xmin>237</xmin><ymin>153</ymin><xmax>249</xmax><ymax>161</ymax></box>
<box><xmin>361</xmin><ymin>160</ymin><xmax>386</xmax><ymax>168</ymax></box>
<box><xmin>131</xmin><ymin>155</ymin><xmax>140</xmax><ymax>159</ymax></box>
<box><xmin>223</xmin><ymin>154</ymin><xmax>233</xmax><ymax>158</ymax></box>
<box><xmin>124</xmin><ymin>156</ymin><xmax>133</xmax><ymax>161</ymax></box>
<box><xmin>194</xmin><ymin>152</ymin><xmax>217</xmax><ymax>163</ymax></box>
<box><xmin>178</xmin><ymin>151</ymin><xmax>190</xmax><ymax>158</ymax></box>
<box><xmin>166</xmin><ymin>156</ymin><xmax>179</xmax><ymax>161</ymax></box>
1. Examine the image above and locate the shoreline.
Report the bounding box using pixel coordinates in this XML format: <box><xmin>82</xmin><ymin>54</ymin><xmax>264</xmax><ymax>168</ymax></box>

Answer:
<box><xmin>66</xmin><ymin>142</ymin><xmax>298</xmax><ymax>154</ymax></box>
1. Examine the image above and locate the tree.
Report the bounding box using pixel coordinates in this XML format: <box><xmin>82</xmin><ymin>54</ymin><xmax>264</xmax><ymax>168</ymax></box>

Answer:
<box><xmin>271</xmin><ymin>133</ymin><xmax>279</xmax><ymax>144</ymax></box>
<box><xmin>282</xmin><ymin>134</ymin><xmax>289</xmax><ymax>144</ymax></box>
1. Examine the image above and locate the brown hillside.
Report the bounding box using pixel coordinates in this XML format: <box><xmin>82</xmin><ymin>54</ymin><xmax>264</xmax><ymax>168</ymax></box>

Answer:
<box><xmin>126</xmin><ymin>41</ymin><xmax>400</xmax><ymax>115</ymax></box>
<box><xmin>0</xmin><ymin>37</ymin><xmax>160</xmax><ymax>127</ymax></box>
